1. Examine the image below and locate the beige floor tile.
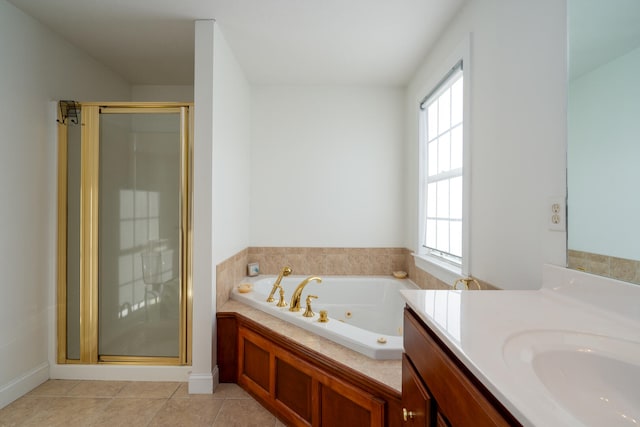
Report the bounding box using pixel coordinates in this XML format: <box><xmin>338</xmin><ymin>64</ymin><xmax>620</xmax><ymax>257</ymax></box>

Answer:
<box><xmin>28</xmin><ymin>380</ymin><xmax>79</xmax><ymax>396</ymax></box>
<box><xmin>2</xmin><ymin>380</ymin><xmax>279</xmax><ymax>427</ymax></box>
<box><xmin>171</xmin><ymin>383</ymin><xmax>219</xmax><ymax>400</ymax></box>
<box><xmin>20</xmin><ymin>397</ymin><xmax>110</xmax><ymax>427</ymax></box>
<box><xmin>148</xmin><ymin>397</ymin><xmax>224</xmax><ymax>427</ymax></box>
<box><xmin>116</xmin><ymin>381</ymin><xmax>180</xmax><ymax>399</ymax></box>
<box><xmin>213</xmin><ymin>399</ymin><xmax>276</xmax><ymax>427</ymax></box>
<box><xmin>90</xmin><ymin>397</ymin><xmax>165</xmax><ymax>427</ymax></box>
<box><xmin>66</xmin><ymin>380</ymin><xmax>129</xmax><ymax>397</ymax></box>
<box><xmin>212</xmin><ymin>383</ymin><xmax>251</xmax><ymax>400</ymax></box>
<box><xmin>275</xmin><ymin>419</ymin><xmax>288</xmax><ymax>427</ymax></box>
<box><xmin>0</xmin><ymin>396</ymin><xmax>53</xmax><ymax>426</ymax></box>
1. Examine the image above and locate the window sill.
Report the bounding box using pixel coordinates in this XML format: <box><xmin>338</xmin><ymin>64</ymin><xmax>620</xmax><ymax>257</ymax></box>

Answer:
<box><xmin>412</xmin><ymin>253</ymin><xmax>462</xmax><ymax>287</ymax></box>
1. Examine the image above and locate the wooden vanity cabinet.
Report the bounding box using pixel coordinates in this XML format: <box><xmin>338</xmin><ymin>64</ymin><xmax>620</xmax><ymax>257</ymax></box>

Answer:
<box><xmin>238</xmin><ymin>325</ymin><xmax>384</xmax><ymax>426</ymax></box>
<box><xmin>402</xmin><ymin>307</ymin><xmax>520</xmax><ymax>427</ymax></box>
<box><xmin>217</xmin><ymin>312</ymin><xmax>403</xmax><ymax>427</ymax></box>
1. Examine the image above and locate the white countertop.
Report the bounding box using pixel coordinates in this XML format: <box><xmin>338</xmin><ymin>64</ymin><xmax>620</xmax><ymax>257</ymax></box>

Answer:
<box><xmin>400</xmin><ymin>264</ymin><xmax>640</xmax><ymax>427</ymax></box>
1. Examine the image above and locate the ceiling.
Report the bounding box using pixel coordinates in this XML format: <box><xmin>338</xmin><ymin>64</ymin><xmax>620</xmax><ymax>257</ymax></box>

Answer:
<box><xmin>7</xmin><ymin>0</ymin><xmax>467</xmax><ymax>86</ymax></box>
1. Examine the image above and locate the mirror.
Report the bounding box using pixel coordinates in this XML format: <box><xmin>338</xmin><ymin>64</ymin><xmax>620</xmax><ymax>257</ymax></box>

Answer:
<box><xmin>567</xmin><ymin>0</ymin><xmax>640</xmax><ymax>285</ymax></box>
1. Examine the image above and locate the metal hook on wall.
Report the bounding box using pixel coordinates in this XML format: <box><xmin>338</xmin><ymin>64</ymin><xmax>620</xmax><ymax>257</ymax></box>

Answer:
<box><xmin>57</xmin><ymin>100</ymin><xmax>79</xmax><ymax>125</ymax></box>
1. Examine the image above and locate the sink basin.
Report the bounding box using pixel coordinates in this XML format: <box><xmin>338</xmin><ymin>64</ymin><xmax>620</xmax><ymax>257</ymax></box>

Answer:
<box><xmin>503</xmin><ymin>330</ymin><xmax>640</xmax><ymax>426</ymax></box>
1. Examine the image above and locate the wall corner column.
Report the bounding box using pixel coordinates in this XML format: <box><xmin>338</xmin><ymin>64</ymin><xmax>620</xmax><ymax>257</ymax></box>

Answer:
<box><xmin>189</xmin><ymin>19</ymin><xmax>215</xmax><ymax>394</ymax></box>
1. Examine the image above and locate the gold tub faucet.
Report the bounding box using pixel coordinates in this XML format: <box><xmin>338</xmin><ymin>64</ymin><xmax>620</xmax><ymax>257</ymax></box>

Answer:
<box><xmin>453</xmin><ymin>277</ymin><xmax>481</xmax><ymax>290</ymax></box>
<box><xmin>266</xmin><ymin>266</ymin><xmax>292</xmax><ymax>303</ymax></box>
<box><xmin>289</xmin><ymin>276</ymin><xmax>322</xmax><ymax>312</ymax></box>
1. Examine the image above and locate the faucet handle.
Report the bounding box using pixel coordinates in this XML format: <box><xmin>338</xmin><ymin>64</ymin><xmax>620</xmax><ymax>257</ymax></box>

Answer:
<box><xmin>303</xmin><ymin>295</ymin><xmax>318</xmax><ymax>317</ymax></box>
<box><xmin>276</xmin><ymin>287</ymin><xmax>288</xmax><ymax>307</ymax></box>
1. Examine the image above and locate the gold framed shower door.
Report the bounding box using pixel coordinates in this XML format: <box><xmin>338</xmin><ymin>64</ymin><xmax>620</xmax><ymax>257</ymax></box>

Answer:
<box><xmin>56</xmin><ymin>102</ymin><xmax>193</xmax><ymax>366</ymax></box>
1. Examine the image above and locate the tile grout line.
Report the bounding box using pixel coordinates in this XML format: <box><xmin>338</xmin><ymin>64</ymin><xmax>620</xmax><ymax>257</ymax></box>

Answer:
<box><xmin>141</xmin><ymin>395</ymin><xmax>170</xmax><ymax>427</ymax></box>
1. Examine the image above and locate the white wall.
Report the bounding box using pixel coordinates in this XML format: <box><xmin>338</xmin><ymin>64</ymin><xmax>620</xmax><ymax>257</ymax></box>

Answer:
<box><xmin>131</xmin><ymin>85</ymin><xmax>194</xmax><ymax>102</ymax></box>
<box><xmin>212</xmin><ymin>26</ymin><xmax>251</xmax><ymax>264</ymax></box>
<box><xmin>568</xmin><ymin>46</ymin><xmax>640</xmax><ymax>260</ymax></box>
<box><xmin>0</xmin><ymin>0</ymin><xmax>130</xmax><ymax>408</ymax></box>
<box><xmin>405</xmin><ymin>0</ymin><xmax>567</xmax><ymax>290</ymax></box>
<box><xmin>250</xmin><ymin>86</ymin><xmax>405</xmax><ymax>247</ymax></box>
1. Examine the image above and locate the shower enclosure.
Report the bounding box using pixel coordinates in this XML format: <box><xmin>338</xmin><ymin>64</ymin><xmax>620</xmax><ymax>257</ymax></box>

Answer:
<box><xmin>57</xmin><ymin>102</ymin><xmax>192</xmax><ymax>365</ymax></box>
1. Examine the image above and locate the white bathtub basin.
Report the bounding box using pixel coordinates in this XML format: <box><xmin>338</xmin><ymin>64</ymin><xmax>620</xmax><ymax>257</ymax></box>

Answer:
<box><xmin>230</xmin><ymin>275</ymin><xmax>418</xmax><ymax>360</ymax></box>
<box><xmin>503</xmin><ymin>330</ymin><xmax>640</xmax><ymax>426</ymax></box>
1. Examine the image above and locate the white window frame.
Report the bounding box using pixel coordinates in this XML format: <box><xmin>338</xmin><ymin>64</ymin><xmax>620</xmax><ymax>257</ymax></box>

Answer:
<box><xmin>414</xmin><ymin>36</ymin><xmax>471</xmax><ymax>285</ymax></box>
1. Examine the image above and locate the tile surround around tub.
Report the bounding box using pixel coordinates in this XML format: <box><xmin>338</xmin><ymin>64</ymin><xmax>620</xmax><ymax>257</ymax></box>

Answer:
<box><xmin>216</xmin><ymin>248</ymin><xmax>249</xmax><ymax>310</ymax></box>
<box><xmin>216</xmin><ymin>247</ymin><xmax>499</xmax><ymax>309</ymax></box>
<box><xmin>567</xmin><ymin>249</ymin><xmax>640</xmax><ymax>285</ymax></box>
<box><xmin>248</xmin><ymin>247</ymin><xmax>407</xmax><ymax>276</ymax></box>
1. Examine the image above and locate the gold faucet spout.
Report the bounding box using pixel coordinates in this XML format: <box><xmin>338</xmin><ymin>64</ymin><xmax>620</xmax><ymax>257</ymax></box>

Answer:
<box><xmin>266</xmin><ymin>266</ymin><xmax>292</xmax><ymax>303</ymax></box>
<box><xmin>453</xmin><ymin>276</ymin><xmax>481</xmax><ymax>290</ymax></box>
<box><xmin>289</xmin><ymin>276</ymin><xmax>322</xmax><ymax>312</ymax></box>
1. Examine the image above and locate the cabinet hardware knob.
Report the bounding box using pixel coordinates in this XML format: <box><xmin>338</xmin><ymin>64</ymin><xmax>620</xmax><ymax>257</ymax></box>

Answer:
<box><xmin>403</xmin><ymin>408</ymin><xmax>415</xmax><ymax>421</ymax></box>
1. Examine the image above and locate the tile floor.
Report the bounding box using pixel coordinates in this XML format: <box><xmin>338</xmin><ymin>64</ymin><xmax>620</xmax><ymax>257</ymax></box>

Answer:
<box><xmin>0</xmin><ymin>380</ymin><xmax>286</xmax><ymax>427</ymax></box>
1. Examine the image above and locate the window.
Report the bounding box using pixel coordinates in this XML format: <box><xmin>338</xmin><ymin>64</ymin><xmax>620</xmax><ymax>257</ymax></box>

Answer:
<box><xmin>417</xmin><ymin>57</ymin><xmax>469</xmax><ymax>278</ymax></box>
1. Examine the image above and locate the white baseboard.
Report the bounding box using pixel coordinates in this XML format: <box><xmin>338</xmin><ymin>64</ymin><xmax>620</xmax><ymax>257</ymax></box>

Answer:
<box><xmin>49</xmin><ymin>364</ymin><xmax>191</xmax><ymax>382</ymax></box>
<box><xmin>188</xmin><ymin>366</ymin><xmax>218</xmax><ymax>394</ymax></box>
<box><xmin>0</xmin><ymin>363</ymin><xmax>216</xmax><ymax>405</ymax></box>
<box><xmin>0</xmin><ymin>362</ymin><xmax>49</xmax><ymax>409</ymax></box>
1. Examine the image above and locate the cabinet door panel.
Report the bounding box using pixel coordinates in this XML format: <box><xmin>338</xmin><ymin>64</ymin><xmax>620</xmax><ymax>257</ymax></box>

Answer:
<box><xmin>320</xmin><ymin>384</ymin><xmax>372</xmax><ymax>427</ymax></box>
<box><xmin>276</xmin><ymin>357</ymin><xmax>313</xmax><ymax>423</ymax></box>
<box><xmin>242</xmin><ymin>337</ymin><xmax>270</xmax><ymax>392</ymax></box>
<box><xmin>402</xmin><ymin>354</ymin><xmax>433</xmax><ymax>426</ymax></box>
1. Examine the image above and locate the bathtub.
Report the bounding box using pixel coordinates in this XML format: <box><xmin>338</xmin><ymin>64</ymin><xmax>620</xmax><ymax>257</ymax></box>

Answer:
<box><xmin>230</xmin><ymin>275</ymin><xmax>418</xmax><ymax>360</ymax></box>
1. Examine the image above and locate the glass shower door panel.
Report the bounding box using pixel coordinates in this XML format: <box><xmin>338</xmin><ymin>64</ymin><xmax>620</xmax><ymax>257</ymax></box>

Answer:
<box><xmin>98</xmin><ymin>112</ymin><xmax>181</xmax><ymax>358</ymax></box>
